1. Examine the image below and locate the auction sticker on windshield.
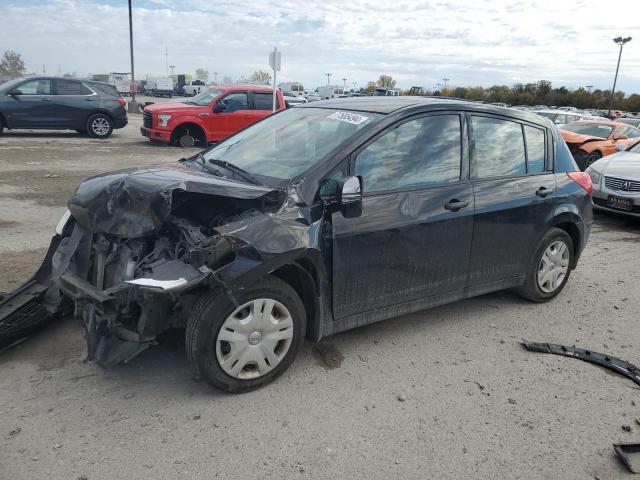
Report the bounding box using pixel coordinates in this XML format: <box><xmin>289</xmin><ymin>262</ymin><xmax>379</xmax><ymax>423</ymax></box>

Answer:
<box><xmin>327</xmin><ymin>111</ymin><xmax>370</xmax><ymax>125</ymax></box>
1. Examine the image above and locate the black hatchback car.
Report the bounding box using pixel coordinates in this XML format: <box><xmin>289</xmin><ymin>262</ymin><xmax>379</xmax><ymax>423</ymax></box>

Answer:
<box><xmin>0</xmin><ymin>97</ymin><xmax>592</xmax><ymax>393</ymax></box>
<box><xmin>0</xmin><ymin>76</ymin><xmax>127</xmax><ymax>138</ymax></box>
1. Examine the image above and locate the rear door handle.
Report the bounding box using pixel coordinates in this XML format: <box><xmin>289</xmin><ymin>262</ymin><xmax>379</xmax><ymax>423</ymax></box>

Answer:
<box><xmin>444</xmin><ymin>199</ymin><xmax>470</xmax><ymax>212</ymax></box>
<box><xmin>536</xmin><ymin>186</ymin><xmax>554</xmax><ymax>198</ymax></box>
<box><xmin>85</xmin><ymin>97</ymin><xmax>94</xmax><ymax>101</ymax></box>
<box><xmin>41</xmin><ymin>98</ymin><xmax>52</xmax><ymax>102</ymax></box>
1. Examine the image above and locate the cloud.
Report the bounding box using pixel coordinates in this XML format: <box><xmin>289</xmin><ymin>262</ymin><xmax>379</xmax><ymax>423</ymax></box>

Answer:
<box><xmin>0</xmin><ymin>0</ymin><xmax>638</xmax><ymax>93</ymax></box>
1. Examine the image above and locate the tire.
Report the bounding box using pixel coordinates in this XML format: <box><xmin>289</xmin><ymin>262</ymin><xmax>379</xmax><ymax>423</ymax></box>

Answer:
<box><xmin>516</xmin><ymin>228</ymin><xmax>574</xmax><ymax>302</ymax></box>
<box><xmin>584</xmin><ymin>151</ymin><xmax>602</xmax><ymax>170</ymax></box>
<box><xmin>173</xmin><ymin>126</ymin><xmax>204</xmax><ymax>148</ymax></box>
<box><xmin>86</xmin><ymin>113</ymin><xmax>113</xmax><ymax>138</ymax></box>
<box><xmin>186</xmin><ymin>275</ymin><xmax>306</xmax><ymax>393</ymax></box>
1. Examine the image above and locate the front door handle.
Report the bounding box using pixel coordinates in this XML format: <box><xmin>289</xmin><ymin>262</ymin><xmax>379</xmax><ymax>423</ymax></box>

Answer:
<box><xmin>85</xmin><ymin>97</ymin><xmax>94</xmax><ymax>101</ymax></box>
<box><xmin>444</xmin><ymin>199</ymin><xmax>470</xmax><ymax>212</ymax></box>
<box><xmin>536</xmin><ymin>186</ymin><xmax>554</xmax><ymax>198</ymax></box>
<box><xmin>41</xmin><ymin>98</ymin><xmax>52</xmax><ymax>102</ymax></box>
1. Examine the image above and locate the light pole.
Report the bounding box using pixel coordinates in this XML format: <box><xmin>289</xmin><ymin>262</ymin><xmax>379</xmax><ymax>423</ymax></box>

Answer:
<box><xmin>608</xmin><ymin>36</ymin><xmax>632</xmax><ymax>118</ymax></box>
<box><xmin>585</xmin><ymin>84</ymin><xmax>594</xmax><ymax>93</ymax></box>
<box><xmin>127</xmin><ymin>0</ymin><xmax>136</xmax><ymax>104</ymax></box>
<box><xmin>352</xmin><ymin>81</ymin><xmax>357</xmax><ymax>92</ymax></box>
<box><xmin>169</xmin><ymin>65</ymin><xmax>175</xmax><ymax>76</ymax></box>
<box><xmin>442</xmin><ymin>77</ymin><xmax>450</xmax><ymax>91</ymax></box>
<box><xmin>341</xmin><ymin>77</ymin><xmax>347</xmax><ymax>92</ymax></box>
<box><xmin>326</xmin><ymin>73</ymin><xmax>332</xmax><ymax>85</ymax></box>
<box><xmin>213</xmin><ymin>72</ymin><xmax>219</xmax><ymax>84</ymax></box>
<box><xmin>434</xmin><ymin>83</ymin><xmax>441</xmax><ymax>94</ymax></box>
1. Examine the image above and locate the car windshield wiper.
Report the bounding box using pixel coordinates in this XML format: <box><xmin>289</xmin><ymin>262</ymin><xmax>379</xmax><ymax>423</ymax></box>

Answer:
<box><xmin>207</xmin><ymin>158</ymin><xmax>260</xmax><ymax>185</ymax></box>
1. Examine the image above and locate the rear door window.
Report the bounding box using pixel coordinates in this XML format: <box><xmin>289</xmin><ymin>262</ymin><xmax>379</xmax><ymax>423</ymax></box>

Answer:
<box><xmin>355</xmin><ymin>114</ymin><xmax>462</xmax><ymax>193</ymax></box>
<box><xmin>253</xmin><ymin>92</ymin><xmax>280</xmax><ymax>110</ymax></box>
<box><xmin>55</xmin><ymin>80</ymin><xmax>93</xmax><ymax>95</ymax></box>
<box><xmin>471</xmin><ymin>116</ymin><xmax>526</xmax><ymax>179</ymax></box>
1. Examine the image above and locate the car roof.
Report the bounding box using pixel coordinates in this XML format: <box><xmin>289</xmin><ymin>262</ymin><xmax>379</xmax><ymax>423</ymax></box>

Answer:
<box><xmin>571</xmin><ymin>119</ymin><xmax>630</xmax><ymax>127</ymax></box>
<box><xmin>533</xmin><ymin>109</ymin><xmax>582</xmax><ymax>115</ymax></box>
<box><xmin>213</xmin><ymin>84</ymin><xmax>275</xmax><ymax>92</ymax></box>
<box><xmin>298</xmin><ymin>96</ymin><xmax>553</xmax><ymax>124</ymax></box>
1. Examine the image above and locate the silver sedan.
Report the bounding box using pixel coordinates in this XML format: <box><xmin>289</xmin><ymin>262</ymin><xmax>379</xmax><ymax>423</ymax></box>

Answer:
<box><xmin>587</xmin><ymin>141</ymin><xmax>640</xmax><ymax>217</ymax></box>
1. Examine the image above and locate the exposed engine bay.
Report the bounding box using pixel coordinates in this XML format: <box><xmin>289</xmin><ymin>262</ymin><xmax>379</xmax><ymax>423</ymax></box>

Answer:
<box><xmin>0</xmin><ymin>161</ymin><xmax>305</xmax><ymax>366</ymax></box>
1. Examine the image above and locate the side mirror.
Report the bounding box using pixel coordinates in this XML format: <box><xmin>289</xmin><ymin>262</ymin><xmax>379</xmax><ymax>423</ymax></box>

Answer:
<box><xmin>615</xmin><ymin>142</ymin><xmax>627</xmax><ymax>151</ymax></box>
<box><xmin>8</xmin><ymin>89</ymin><xmax>22</xmax><ymax>96</ymax></box>
<box><xmin>337</xmin><ymin>176</ymin><xmax>363</xmax><ymax>218</ymax></box>
<box><xmin>213</xmin><ymin>102</ymin><xmax>226</xmax><ymax>113</ymax></box>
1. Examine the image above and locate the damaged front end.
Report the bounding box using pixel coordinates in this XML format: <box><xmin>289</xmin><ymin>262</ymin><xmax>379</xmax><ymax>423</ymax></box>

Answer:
<box><xmin>0</xmin><ymin>162</ymin><xmax>289</xmax><ymax>365</ymax></box>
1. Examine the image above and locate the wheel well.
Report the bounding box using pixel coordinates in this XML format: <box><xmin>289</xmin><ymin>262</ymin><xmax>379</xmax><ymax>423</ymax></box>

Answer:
<box><xmin>553</xmin><ymin>221</ymin><xmax>581</xmax><ymax>267</ymax></box>
<box><xmin>86</xmin><ymin>111</ymin><xmax>113</xmax><ymax>126</ymax></box>
<box><xmin>271</xmin><ymin>260</ymin><xmax>320</xmax><ymax>342</ymax></box>
<box><xmin>171</xmin><ymin>123</ymin><xmax>206</xmax><ymax>145</ymax></box>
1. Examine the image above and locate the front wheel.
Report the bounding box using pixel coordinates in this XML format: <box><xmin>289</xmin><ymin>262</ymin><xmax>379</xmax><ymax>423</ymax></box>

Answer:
<box><xmin>186</xmin><ymin>276</ymin><xmax>306</xmax><ymax>393</ymax></box>
<box><xmin>516</xmin><ymin>228</ymin><xmax>574</xmax><ymax>302</ymax></box>
<box><xmin>584</xmin><ymin>151</ymin><xmax>602</xmax><ymax>170</ymax></box>
<box><xmin>86</xmin><ymin>113</ymin><xmax>113</xmax><ymax>138</ymax></box>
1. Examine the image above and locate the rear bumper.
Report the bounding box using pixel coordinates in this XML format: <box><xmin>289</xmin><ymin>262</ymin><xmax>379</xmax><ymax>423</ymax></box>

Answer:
<box><xmin>140</xmin><ymin>126</ymin><xmax>171</xmax><ymax>143</ymax></box>
<box><xmin>114</xmin><ymin>117</ymin><xmax>128</xmax><ymax>129</ymax></box>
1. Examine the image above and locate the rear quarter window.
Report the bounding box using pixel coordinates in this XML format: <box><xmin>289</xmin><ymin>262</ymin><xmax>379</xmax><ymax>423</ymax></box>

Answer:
<box><xmin>90</xmin><ymin>83</ymin><xmax>119</xmax><ymax>97</ymax></box>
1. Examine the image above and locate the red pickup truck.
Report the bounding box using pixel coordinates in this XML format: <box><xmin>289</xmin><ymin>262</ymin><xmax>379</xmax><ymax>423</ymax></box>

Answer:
<box><xmin>141</xmin><ymin>85</ymin><xmax>285</xmax><ymax>147</ymax></box>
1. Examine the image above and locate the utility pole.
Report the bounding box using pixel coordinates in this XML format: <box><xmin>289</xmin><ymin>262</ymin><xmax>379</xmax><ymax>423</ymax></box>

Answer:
<box><xmin>169</xmin><ymin>65</ymin><xmax>175</xmax><ymax>76</ymax></box>
<box><xmin>165</xmin><ymin>46</ymin><xmax>168</xmax><ymax>76</ymax></box>
<box><xmin>326</xmin><ymin>73</ymin><xmax>332</xmax><ymax>85</ymax></box>
<box><xmin>128</xmin><ymin>0</ymin><xmax>136</xmax><ymax>104</ymax></box>
<box><xmin>352</xmin><ymin>81</ymin><xmax>357</xmax><ymax>92</ymax></box>
<box><xmin>213</xmin><ymin>72</ymin><xmax>219</xmax><ymax>84</ymax></box>
<box><xmin>608</xmin><ymin>36</ymin><xmax>632</xmax><ymax>118</ymax></box>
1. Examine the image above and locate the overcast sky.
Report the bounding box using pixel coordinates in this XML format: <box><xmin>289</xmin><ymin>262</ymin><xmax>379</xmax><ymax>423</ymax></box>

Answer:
<box><xmin>1</xmin><ymin>0</ymin><xmax>639</xmax><ymax>93</ymax></box>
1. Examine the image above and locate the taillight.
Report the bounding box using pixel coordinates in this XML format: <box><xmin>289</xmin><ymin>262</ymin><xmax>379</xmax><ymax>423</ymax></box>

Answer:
<box><xmin>567</xmin><ymin>172</ymin><xmax>592</xmax><ymax>196</ymax></box>
<box><xmin>117</xmin><ymin>97</ymin><xmax>126</xmax><ymax>107</ymax></box>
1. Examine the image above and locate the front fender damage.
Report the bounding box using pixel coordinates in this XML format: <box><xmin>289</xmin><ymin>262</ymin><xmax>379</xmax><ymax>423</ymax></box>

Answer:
<box><xmin>0</xmin><ymin>183</ymin><xmax>324</xmax><ymax>367</ymax></box>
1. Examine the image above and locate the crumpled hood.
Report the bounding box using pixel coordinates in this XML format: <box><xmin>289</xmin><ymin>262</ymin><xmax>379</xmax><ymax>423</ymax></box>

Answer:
<box><xmin>144</xmin><ymin>102</ymin><xmax>201</xmax><ymax>113</ymax></box>
<box><xmin>592</xmin><ymin>151</ymin><xmax>640</xmax><ymax>181</ymax></box>
<box><xmin>560</xmin><ymin>130</ymin><xmax>607</xmax><ymax>145</ymax></box>
<box><xmin>68</xmin><ymin>162</ymin><xmax>281</xmax><ymax>237</ymax></box>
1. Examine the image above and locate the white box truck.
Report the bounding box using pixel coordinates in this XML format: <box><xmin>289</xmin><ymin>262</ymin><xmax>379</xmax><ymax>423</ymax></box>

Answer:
<box><xmin>145</xmin><ymin>77</ymin><xmax>174</xmax><ymax>97</ymax></box>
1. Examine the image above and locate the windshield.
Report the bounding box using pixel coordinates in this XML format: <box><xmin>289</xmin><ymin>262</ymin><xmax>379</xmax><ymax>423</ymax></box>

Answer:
<box><xmin>202</xmin><ymin>107</ymin><xmax>382</xmax><ymax>183</ymax></box>
<box><xmin>562</xmin><ymin>122</ymin><xmax>614</xmax><ymax>138</ymax></box>
<box><xmin>629</xmin><ymin>141</ymin><xmax>640</xmax><ymax>153</ymax></box>
<box><xmin>186</xmin><ymin>88</ymin><xmax>223</xmax><ymax>106</ymax></box>
<box><xmin>0</xmin><ymin>77</ymin><xmax>25</xmax><ymax>93</ymax></box>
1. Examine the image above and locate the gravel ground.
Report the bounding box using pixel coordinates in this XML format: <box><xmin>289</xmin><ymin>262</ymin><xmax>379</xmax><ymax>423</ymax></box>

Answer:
<box><xmin>1</xmin><ymin>111</ymin><xmax>640</xmax><ymax>479</ymax></box>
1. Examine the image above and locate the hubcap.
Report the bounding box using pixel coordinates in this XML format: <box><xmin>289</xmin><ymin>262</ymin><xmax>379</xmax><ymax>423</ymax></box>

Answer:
<box><xmin>537</xmin><ymin>240</ymin><xmax>569</xmax><ymax>293</ymax></box>
<box><xmin>216</xmin><ymin>298</ymin><xmax>294</xmax><ymax>380</ymax></box>
<box><xmin>92</xmin><ymin>117</ymin><xmax>110</xmax><ymax>136</ymax></box>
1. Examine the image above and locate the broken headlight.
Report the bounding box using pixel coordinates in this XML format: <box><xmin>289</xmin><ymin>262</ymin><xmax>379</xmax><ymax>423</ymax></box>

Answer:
<box><xmin>158</xmin><ymin>114</ymin><xmax>172</xmax><ymax>127</ymax></box>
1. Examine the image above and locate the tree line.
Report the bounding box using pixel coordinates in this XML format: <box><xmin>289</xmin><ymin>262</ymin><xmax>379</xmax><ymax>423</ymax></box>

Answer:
<box><xmin>360</xmin><ymin>76</ymin><xmax>639</xmax><ymax>112</ymax></box>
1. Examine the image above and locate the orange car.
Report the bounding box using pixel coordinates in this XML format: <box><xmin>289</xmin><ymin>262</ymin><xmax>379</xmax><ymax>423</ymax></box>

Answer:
<box><xmin>560</xmin><ymin>120</ymin><xmax>640</xmax><ymax>170</ymax></box>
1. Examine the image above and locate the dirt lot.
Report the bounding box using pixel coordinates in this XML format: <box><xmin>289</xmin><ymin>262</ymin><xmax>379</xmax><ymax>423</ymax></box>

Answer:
<box><xmin>1</xmin><ymin>112</ymin><xmax>640</xmax><ymax>479</ymax></box>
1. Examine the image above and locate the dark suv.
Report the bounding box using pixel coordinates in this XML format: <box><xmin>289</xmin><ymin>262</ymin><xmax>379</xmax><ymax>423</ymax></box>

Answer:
<box><xmin>0</xmin><ymin>76</ymin><xmax>127</xmax><ymax>138</ymax></box>
<box><xmin>0</xmin><ymin>97</ymin><xmax>592</xmax><ymax>393</ymax></box>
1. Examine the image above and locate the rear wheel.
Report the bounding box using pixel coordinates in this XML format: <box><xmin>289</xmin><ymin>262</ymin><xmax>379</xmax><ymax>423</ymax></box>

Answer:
<box><xmin>186</xmin><ymin>275</ymin><xmax>306</xmax><ymax>393</ymax></box>
<box><xmin>516</xmin><ymin>228</ymin><xmax>574</xmax><ymax>302</ymax></box>
<box><xmin>86</xmin><ymin>113</ymin><xmax>113</xmax><ymax>138</ymax></box>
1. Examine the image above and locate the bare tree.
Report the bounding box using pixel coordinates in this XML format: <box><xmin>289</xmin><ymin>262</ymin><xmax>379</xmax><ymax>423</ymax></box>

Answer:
<box><xmin>248</xmin><ymin>69</ymin><xmax>272</xmax><ymax>85</ymax></box>
<box><xmin>376</xmin><ymin>75</ymin><xmax>396</xmax><ymax>89</ymax></box>
<box><xmin>0</xmin><ymin>50</ymin><xmax>26</xmax><ymax>81</ymax></box>
<box><xmin>194</xmin><ymin>68</ymin><xmax>209</xmax><ymax>82</ymax></box>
